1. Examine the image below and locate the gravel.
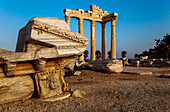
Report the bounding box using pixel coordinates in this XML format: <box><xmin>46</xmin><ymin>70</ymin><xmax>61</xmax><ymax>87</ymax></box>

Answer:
<box><xmin>0</xmin><ymin>67</ymin><xmax>169</xmax><ymax>112</ymax></box>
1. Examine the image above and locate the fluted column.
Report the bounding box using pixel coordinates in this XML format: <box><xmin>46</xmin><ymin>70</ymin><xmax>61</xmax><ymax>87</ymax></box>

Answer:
<box><xmin>102</xmin><ymin>22</ymin><xmax>106</xmax><ymax>59</ymax></box>
<box><xmin>111</xmin><ymin>20</ymin><xmax>116</xmax><ymax>59</ymax></box>
<box><xmin>78</xmin><ymin>18</ymin><xmax>84</xmax><ymax>61</ymax></box>
<box><xmin>91</xmin><ymin>20</ymin><xmax>96</xmax><ymax>60</ymax></box>
<box><xmin>65</xmin><ymin>16</ymin><xmax>70</xmax><ymax>27</ymax></box>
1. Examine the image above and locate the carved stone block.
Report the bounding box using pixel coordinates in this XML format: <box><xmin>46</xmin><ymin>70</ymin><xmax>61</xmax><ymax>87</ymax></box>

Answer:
<box><xmin>4</xmin><ymin>61</ymin><xmax>17</xmax><ymax>76</ymax></box>
<box><xmin>34</xmin><ymin>70</ymin><xmax>68</xmax><ymax>98</ymax></box>
<box><xmin>0</xmin><ymin>75</ymin><xmax>34</xmax><ymax>104</ymax></box>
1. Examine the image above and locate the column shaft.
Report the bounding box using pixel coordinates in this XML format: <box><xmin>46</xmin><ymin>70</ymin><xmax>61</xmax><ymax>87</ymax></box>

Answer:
<box><xmin>102</xmin><ymin>22</ymin><xmax>106</xmax><ymax>59</ymax></box>
<box><xmin>111</xmin><ymin>20</ymin><xmax>116</xmax><ymax>59</ymax></box>
<box><xmin>78</xmin><ymin>18</ymin><xmax>84</xmax><ymax>61</ymax></box>
<box><xmin>91</xmin><ymin>20</ymin><xmax>96</xmax><ymax>60</ymax></box>
<box><xmin>65</xmin><ymin>16</ymin><xmax>70</xmax><ymax>27</ymax></box>
<box><xmin>79</xmin><ymin>18</ymin><xmax>83</xmax><ymax>35</ymax></box>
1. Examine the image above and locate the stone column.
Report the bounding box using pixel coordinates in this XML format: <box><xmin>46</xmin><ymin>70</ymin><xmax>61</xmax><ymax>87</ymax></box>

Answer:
<box><xmin>65</xmin><ymin>16</ymin><xmax>70</xmax><ymax>27</ymax></box>
<box><xmin>102</xmin><ymin>22</ymin><xmax>106</xmax><ymax>59</ymax></box>
<box><xmin>79</xmin><ymin>18</ymin><xmax>83</xmax><ymax>35</ymax></box>
<box><xmin>78</xmin><ymin>18</ymin><xmax>84</xmax><ymax>61</ymax></box>
<box><xmin>111</xmin><ymin>20</ymin><xmax>116</xmax><ymax>59</ymax></box>
<box><xmin>91</xmin><ymin>20</ymin><xmax>95</xmax><ymax>60</ymax></box>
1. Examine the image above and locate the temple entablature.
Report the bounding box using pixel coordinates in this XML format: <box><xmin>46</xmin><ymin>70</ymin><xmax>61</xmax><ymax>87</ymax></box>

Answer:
<box><xmin>64</xmin><ymin>5</ymin><xmax>118</xmax><ymax>60</ymax></box>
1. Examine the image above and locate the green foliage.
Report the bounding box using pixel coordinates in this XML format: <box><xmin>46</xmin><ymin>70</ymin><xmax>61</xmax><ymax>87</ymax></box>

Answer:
<box><xmin>136</xmin><ymin>34</ymin><xmax>170</xmax><ymax>58</ymax></box>
<box><xmin>121</xmin><ymin>50</ymin><xmax>127</xmax><ymax>57</ymax></box>
<box><xmin>96</xmin><ymin>50</ymin><xmax>101</xmax><ymax>59</ymax></box>
<box><xmin>154</xmin><ymin>34</ymin><xmax>170</xmax><ymax>49</ymax></box>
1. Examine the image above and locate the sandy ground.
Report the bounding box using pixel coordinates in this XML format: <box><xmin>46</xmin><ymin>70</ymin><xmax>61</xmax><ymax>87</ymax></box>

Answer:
<box><xmin>0</xmin><ymin>67</ymin><xmax>170</xmax><ymax>112</ymax></box>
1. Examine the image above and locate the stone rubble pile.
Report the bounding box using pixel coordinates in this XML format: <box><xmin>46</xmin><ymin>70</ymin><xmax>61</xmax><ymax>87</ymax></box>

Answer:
<box><xmin>0</xmin><ymin>17</ymin><xmax>89</xmax><ymax>104</ymax></box>
<box><xmin>128</xmin><ymin>57</ymin><xmax>170</xmax><ymax>67</ymax></box>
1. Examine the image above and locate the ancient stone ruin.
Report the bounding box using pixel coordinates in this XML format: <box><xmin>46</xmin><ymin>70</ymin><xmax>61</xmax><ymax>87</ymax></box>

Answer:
<box><xmin>64</xmin><ymin>5</ymin><xmax>118</xmax><ymax>61</ymax></box>
<box><xmin>0</xmin><ymin>17</ymin><xmax>89</xmax><ymax>104</ymax></box>
<box><xmin>0</xmin><ymin>5</ymin><xmax>123</xmax><ymax>105</ymax></box>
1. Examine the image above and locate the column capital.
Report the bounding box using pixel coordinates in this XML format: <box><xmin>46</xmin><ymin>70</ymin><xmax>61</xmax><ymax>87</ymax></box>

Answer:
<box><xmin>78</xmin><ymin>17</ymin><xmax>83</xmax><ymax>23</ymax></box>
<box><xmin>65</xmin><ymin>16</ymin><xmax>70</xmax><ymax>20</ymax></box>
<box><xmin>65</xmin><ymin>16</ymin><xmax>70</xmax><ymax>27</ymax></box>
<box><xmin>111</xmin><ymin>20</ymin><xmax>116</xmax><ymax>25</ymax></box>
<box><xmin>91</xmin><ymin>20</ymin><xmax>95</xmax><ymax>26</ymax></box>
<box><xmin>101</xmin><ymin>21</ymin><xmax>107</xmax><ymax>24</ymax></box>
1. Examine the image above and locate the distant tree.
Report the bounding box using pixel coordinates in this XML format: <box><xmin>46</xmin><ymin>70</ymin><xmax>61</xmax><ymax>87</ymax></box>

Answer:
<box><xmin>121</xmin><ymin>51</ymin><xmax>127</xmax><ymax>57</ymax></box>
<box><xmin>155</xmin><ymin>34</ymin><xmax>170</xmax><ymax>49</ymax></box>
<box><xmin>135</xmin><ymin>34</ymin><xmax>170</xmax><ymax>59</ymax></box>
<box><xmin>120</xmin><ymin>51</ymin><xmax>128</xmax><ymax>65</ymax></box>
<box><xmin>153</xmin><ymin>34</ymin><xmax>170</xmax><ymax>58</ymax></box>
<box><xmin>96</xmin><ymin>50</ymin><xmax>101</xmax><ymax>59</ymax></box>
<box><xmin>84</xmin><ymin>50</ymin><xmax>89</xmax><ymax>61</ymax></box>
<box><xmin>134</xmin><ymin>54</ymin><xmax>139</xmax><ymax>58</ymax></box>
<box><xmin>108</xmin><ymin>51</ymin><xmax>111</xmax><ymax>59</ymax></box>
<box><xmin>142</xmin><ymin>50</ymin><xmax>149</xmax><ymax>56</ymax></box>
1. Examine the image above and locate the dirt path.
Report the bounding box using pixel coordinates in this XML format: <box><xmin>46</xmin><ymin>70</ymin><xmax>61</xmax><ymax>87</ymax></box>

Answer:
<box><xmin>0</xmin><ymin>67</ymin><xmax>169</xmax><ymax>112</ymax></box>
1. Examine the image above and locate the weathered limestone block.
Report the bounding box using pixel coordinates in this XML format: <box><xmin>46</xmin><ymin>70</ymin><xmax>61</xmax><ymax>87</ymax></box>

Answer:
<box><xmin>35</xmin><ymin>58</ymin><xmax>46</xmax><ymax>72</ymax></box>
<box><xmin>72</xmin><ymin>90</ymin><xmax>86</xmax><ymax>98</ymax></box>
<box><xmin>55</xmin><ymin>56</ymin><xmax>76</xmax><ymax>72</ymax></box>
<box><xmin>39</xmin><ymin>92</ymin><xmax>71</xmax><ymax>102</ymax></box>
<box><xmin>0</xmin><ymin>75</ymin><xmax>34</xmax><ymax>104</ymax></box>
<box><xmin>74</xmin><ymin>71</ymin><xmax>81</xmax><ymax>76</ymax></box>
<box><xmin>0</xmin><ymin>66</ymin><xmax>5</xmax><ymax>78</ymax></box>
<box><xmin>85</xmin><ymin>59</ymin><xmax>123</xmax><ymax>73</ymax></box>
<box><xmin>0</xmin><ymin>17</ymin><xmax>89</xmax><ymax>76</ymax></box>
<box><xmin>4</xmin><ymin>61</ymin><xmax>17</xmax><ymax>76</ymax></box>
<box><xmin>16</xmin><ymin>17</ymin><xmax>88</xmax><ymax>56</ymax></box>
<box><xmin>34</xmin><ymin>70</ymin><xmax>69</xmax><ymax>99</ymax></box>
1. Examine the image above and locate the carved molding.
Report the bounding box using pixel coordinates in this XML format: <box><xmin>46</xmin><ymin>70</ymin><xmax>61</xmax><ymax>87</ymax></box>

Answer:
<box><xmin>32</xmin><ymin>20</ymin><xmax>88</xmax><ymax>46</ymax></box>
<box><xmin>4</xmin><ymin>61</ymin><xmax>17</xmax><ymax>76</ymax></box>
<box><xmin>64</xmin><ymin>5</ymin><xmax>117</xmax><ymax>22</ymax></box>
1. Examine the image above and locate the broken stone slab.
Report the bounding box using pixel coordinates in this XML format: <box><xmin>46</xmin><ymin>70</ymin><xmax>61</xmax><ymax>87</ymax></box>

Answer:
<box><xmin>72</xmin><ymin>90</ymin><xmax>86</xmax><ymax>98</ymax></box>
<box><xmin>74</xmin><ymin>71</ymin><xmax>81</xmax><ymax>76</ymax></box>
<box><xmin>139</xmin><ymin>72</ymin><xmax>153</xmax><ymax>75</ymax></box>
<box><xmin>55</xmin><ymin>56</ymin><xmax>77</xmax><ymax>72</ymax></box>
<box><xmin>0</xmin><ymin>75</ymin><xmax>34</xmax><ymax>104</ymax></box>
<box><xmin>0</xmin><ymin>56</ymin><xmax>77</xmax><ymax>77</ymax></box>
<box><xmin>16</xmin><ymin>17</ymin><xmax>89</xmax><ymax>54</ymax></box>
<box><xmin>34</xmin><ymin>70</ymin><xmax>69</xmax><ymax>99</ymax></box>
<box><xmin>75</xmin><ymin>60</ymin><xmax>87</xmax><ymax>69</ymax></box>
<box><xmin>85</xmin><ymin>59</ymin><xmax>123</xmax><ymax>73</ymax></box>
<box><xmin>0</xmin><ymin>17</ymin><xmax>89</xmax><ymax>76</ymax></box>
<box><xmin>38</xmin><ymin>92</ymin><xmax>71</xmax><ymax>102</ymax></box>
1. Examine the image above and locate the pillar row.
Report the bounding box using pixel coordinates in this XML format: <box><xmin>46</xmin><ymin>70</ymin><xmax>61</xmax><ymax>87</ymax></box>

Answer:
<box><xmin>111</xmin><ymin>20</ymin><xmax>116</xmax><ymax>59</ymax></box>
<box><xmin>102</xmin><ymin>22</ymin><xmax>106</xmax><ymax>59</ymax></box>
<box><xmin>91</xmin><ymin>20</ymin><xmax>95</xmax><ymax>61</ymax></box>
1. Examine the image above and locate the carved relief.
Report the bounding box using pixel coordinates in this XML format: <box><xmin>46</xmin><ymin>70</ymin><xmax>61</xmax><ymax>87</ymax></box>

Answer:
<box><xmin>34</xmin><ymin>70</ymin><xmax>68</xmax><ymax>98</ymax></box>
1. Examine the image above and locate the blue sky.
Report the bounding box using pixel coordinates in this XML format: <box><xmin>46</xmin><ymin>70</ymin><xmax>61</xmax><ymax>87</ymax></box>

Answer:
<box><xmin>0</xmin><ymin>0</ymin><xmax>170</xmax><ymax>58</ymax></box>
